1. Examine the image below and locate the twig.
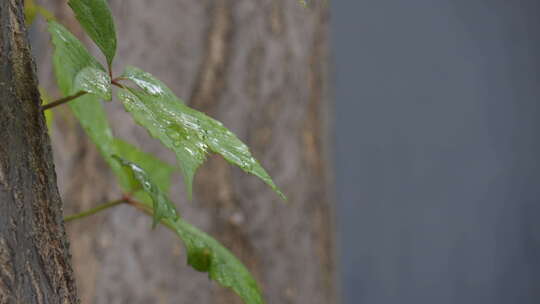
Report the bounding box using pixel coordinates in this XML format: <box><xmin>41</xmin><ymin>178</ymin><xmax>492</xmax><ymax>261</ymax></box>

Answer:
<box><xmin>41</xmin><ymin>91</ymin><xmax>87</xmax><ymax>111</ymax></box>
<box><xmin>64</xmin><ymin>198</ymin><xmax>127</xmax><ymax>223</ymax></box>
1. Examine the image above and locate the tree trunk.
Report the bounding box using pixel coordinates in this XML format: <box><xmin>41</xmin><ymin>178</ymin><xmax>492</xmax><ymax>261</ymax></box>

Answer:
<box><xmin>0</xmin><ymin>0</ymin><xmax>78</xmax><ymax>303</ymax></box>
<box><xmin>37</xmin><ymin>0</ymin><xmax>336</xmax><ymax>303</ymax></box>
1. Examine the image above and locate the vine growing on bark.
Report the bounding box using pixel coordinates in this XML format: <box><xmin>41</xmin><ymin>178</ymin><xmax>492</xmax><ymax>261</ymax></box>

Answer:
<box><xmin>26</xmin><ymin>0</ymin><xmax>293</xmax><ymax>303</ymax></box>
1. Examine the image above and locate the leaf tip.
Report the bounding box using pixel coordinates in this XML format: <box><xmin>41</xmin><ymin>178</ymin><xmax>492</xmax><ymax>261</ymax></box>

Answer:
<box><xmin>276</xmin><ymin>189</ymin><xmax>287</xmax><ymax>202</ymax></box>
<box><xmin>184</xmin><ymin>173</ymin><xmax>194</xmax><ymax>202</ymax></box>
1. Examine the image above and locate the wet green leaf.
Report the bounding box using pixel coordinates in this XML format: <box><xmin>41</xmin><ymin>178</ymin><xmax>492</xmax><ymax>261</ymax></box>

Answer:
<box><xmin>117</xmin><ymin>88</ymin><xmax>203</xmax><ymax>199</ymax></box>
<box><xmin>117</xmin><ymin>66</ymin><xmax>285</xmax><ymax>200</ymax></box>
<box><xmin>113</xmin><ymin>138</ymin><xmax>176</xmax><ymax>204</ymax></box>
<box><xmin>49</xmin><ymin>20</ymin><xmax>127</xmax><ymax>184</ymax></box>
<box><xmin>69</xmin><ymin>93</ymin><xmax>124</xmax><ymax>172</ymax></box>
<box><xmin>48</xmin><ymin>21</ymin><xmax>105</xmax><ymax>94</ymax></box>
<box><xmin>165</xmin><ymin>218</ymin><xmax>264</xmax><ymax>304</ymax></box>
<box><xmin>113</xmin><ymin>156</ymin><xmax>179</xmax><ymax>227</ymax></box>
<box><xmin>121</xmin><ymin>66</ymin><xmax>183</xmax><ymax>104</ymax></box>
<box><xmin>68</xmin><ymin>0</ymin><xmax>117</xmax><ymax>65</ymax></box>
<box><xmin>44</xmin><ymin>26</ymin><xmax>177</xmax><ymax>204</ymax></box>
<box><xmin>48</xmin><ymin>20</ymin><xmax>111</xmax><ymax>150</ymax></box>
<box><xmin>74</xmin><ymin>67</ymin><xmax>112</xmax><ymax>101</ymax></box>
<box><xmin>128</xmin><ymin>179</ymin><xmax>264</xmax><ymax>304</ymax></box>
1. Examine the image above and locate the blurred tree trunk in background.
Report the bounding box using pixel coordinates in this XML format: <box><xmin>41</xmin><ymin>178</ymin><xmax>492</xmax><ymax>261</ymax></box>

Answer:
<box><xmin>37</xmin><ymin>0</ymin><xmax>336</xmax><ymax>303</ymax></box>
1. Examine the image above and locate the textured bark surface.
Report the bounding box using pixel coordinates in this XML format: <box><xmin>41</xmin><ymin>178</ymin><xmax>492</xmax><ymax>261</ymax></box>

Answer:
<box><xmin>0</xmin><ymin>0</ymin><xmax>78</xmax><ymax>303</ymax></box>
<box><xmin>36</xmin><ymin>0</ymin><xmax>335</xmax><ymax>303</ymax></box>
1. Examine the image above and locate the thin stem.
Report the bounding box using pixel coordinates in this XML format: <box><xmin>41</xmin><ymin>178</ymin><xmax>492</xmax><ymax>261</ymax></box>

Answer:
<box><xmin>124</xmin><ymin>199</ymin><xmax>179</xmax><ymax>231</ymax></box>
<box><xmin>64</xmin><ymin>198</ymin><xmax>127</xmax><ymax>223</ymax></box>
<box><xmin>111</xmin><ymin>77</ymin><xmax>129</xmax><ymax>89</ymax></box>
<box><xmin>112</xmin><ymin>77</ymin><xmax>128</xmax><ymax>82</ymax></box>
<box><xmin>124</xmin><ymin>199</ymin><xmax>182</xmax><ymax>232</ymax></box>
<box><xmin>41</xmin><ymin>91</ymin><xmax>87</xmax><ymax>111</ymax></box>
<box><xmin>111</xmin><ymin>80</ymin><xmax>125</xmax><ymax>88</ymax></box>
<box><xmin>108</xmin><ymin>63</ymin><xmax>113</xmax><ymax>79</ymax></box>
<box><xmin>125</xmin><ymin>198</ymin><xmax>151</xmax><ymax>214</ymax></box>
<box><xmin>71</xmin><ymin>195</ymin><xmax>179</xmax><ymax>232</ymax></box>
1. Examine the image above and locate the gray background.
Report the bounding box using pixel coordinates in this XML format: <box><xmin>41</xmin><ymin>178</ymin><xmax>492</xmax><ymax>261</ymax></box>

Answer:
<box><xmin>332</xmin><ymin>1</ymin><xmax>540</xmax><ymax>303</ymax></box>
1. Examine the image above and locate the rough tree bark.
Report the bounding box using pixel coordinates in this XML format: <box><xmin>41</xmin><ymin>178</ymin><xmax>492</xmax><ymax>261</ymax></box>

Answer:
<box><xmin>0</xmin><ymin>0</ymin><xmax>78</xmax><ymax>303</ymax></box>
<box><xmin>36</xmin><ymin>0</ymin><xmax>335</xmax><ymax>303</ymax></box>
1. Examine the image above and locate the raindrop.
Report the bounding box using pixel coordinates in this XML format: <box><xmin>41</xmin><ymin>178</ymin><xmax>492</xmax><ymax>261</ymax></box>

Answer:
<box><xmin>143</xmin><ymin>181</ymin><xmax>151</xmax><ymax>190</ymax></box>
<box><xmin>166</xmin><ymin>126</ymin><xmax>182</xmax><ymax>141</ymax></box>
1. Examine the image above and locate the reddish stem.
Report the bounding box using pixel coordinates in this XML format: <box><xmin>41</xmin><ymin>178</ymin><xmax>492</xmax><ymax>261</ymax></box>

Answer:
<box><xmin>41</xmin><ymin>91</ymin><xmax>87</xmax><ymax>111</ymax></box>
<box><xmin>108</xmin><ymin>63</ymin><xmax>113</xmax><ymax>79</ymax></box>
<box><xmin>111</xmin><ymin>79</ymin><xmax>125</xmax><ymax>89</ymax></box>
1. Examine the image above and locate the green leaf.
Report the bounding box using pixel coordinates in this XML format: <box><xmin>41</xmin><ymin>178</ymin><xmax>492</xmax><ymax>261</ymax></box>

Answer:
<box><xmin>44</xmin><ymin>27</ymin><xmax>176</xmax><ymax>203</ymax></box>
<box><xmin>113</xmin><ymin>138</ymin><xmax>176</xmax><ymax>204</ymax></box>
<box><xmin>48</xmin><ymin>21</ymin><xmax>105</xmax><ymax>96</ymax></box>
<box><xmin>48</xmin><ymin>20</ymin><xmax>126</xmax><ymax>184</ymax></box>
<box><xmin>117</xmin><ymin>66</ymin><xmax>285</xmax><ymax>200</ymax></box>
<box><xmin>121</xmin><ymin>66</ymin><xmax>184</xmax><ymax>104</ymax></box>
<box><xmin>69</xmin><ymin>93</ymin><xmax>123</xmax><ymax>170</ymax></box>
<box><xmin>74</xmin><ymin>67</ymin><xmax>112</xmax><ymax>101</ymax></box>
<box><xmin>113</xmin><ymin>156</ymin><xmax>179</xmax><ymax>227</ymax></box>
<box><xmin>117</xmin><ymin>88</ymin><xmax>203</xmax><ymax>199</ymax></box>
<box><xmin>126</xmin><ymin>175</ymin><xmax>264</xmax><ymax>304</ymax></box>
<box><xmin>48</xmin><ymin>20</ymin><xmax>111</xmax><ymax>151</ymax></box>
<box><xmin>165</xmin><ymin>219</ymin><xmax>264</xmax><ymax>304</ymax></box>
<box><xmin>68</xmin><ymin>0</ymin><xmax>117</xmax><ymax>65</ymax></box>
<box><xmin>112</xmin><ymin>158</ymin><xmax>267</xmax><ymax>304</ymax></box>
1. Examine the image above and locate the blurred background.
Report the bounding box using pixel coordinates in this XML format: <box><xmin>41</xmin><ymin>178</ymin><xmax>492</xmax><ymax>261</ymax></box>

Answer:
<box><xmin>334</xmin><ymin>1</ymin><xmax>540</xmax><ymax>304</ymax></box>
<box><xmin>29</xmin><ymin>0</ymin><xmax>540</xmax><ymax>303</ymax></box>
